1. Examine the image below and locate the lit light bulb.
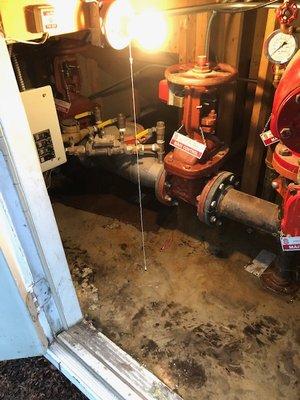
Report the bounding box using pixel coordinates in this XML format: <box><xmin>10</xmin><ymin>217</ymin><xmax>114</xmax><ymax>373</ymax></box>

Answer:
<box><xmin>131</xmin><ymin>8</ymin><xmax>167</xmax><ymax>52</ymax></box>
<box><xmin>104</xmin><ymin>0</ymin><xmax>134</xmax><ymax>50</ymax></box>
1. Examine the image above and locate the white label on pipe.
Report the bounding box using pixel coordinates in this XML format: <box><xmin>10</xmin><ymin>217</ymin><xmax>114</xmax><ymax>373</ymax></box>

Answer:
<box><xmin>280</xmin><ymin>236</ymin><xmax>300</xmax><ymax>251</ymax></box>
<box><xmin>170</xmin><ymin>131</ymin><xmax>206</xmax><ymax>159</ymax></box>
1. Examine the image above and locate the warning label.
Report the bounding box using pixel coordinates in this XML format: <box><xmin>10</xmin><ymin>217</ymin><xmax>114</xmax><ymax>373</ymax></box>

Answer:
<box><xmin>260</xmin><ymin>130</ymin><xmax>280</xmax><ymax>147</ymax></box>
<box><xmin>170</xmin><ymin>131</ymin><xmax>206</xmax><ymax>159</ymax></box>
<box><xmin>280</xmin><ymin>236</ymin><xmax>300</xmax><ymax>251</ymax></box>
<box><xmin>54</xmin><ymin>98</ymin><xmax>71</xmax><ymax>114</ymax></box>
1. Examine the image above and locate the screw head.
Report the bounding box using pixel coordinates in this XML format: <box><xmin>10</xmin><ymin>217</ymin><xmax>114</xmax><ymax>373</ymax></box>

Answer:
<box><xmin>271</xmin><ymin>181</ymin><xmax>279</xmax><ymax>189</ymax></box>
<box><xmin>219</xmin><ymin>183</ymin><xmax>225</xmax><ymax>190</ymax></box>
<box><xmin>217</xmin><ymin>220</ymin><xmax>222</xmax><ymax>227</ymax></box>
<box><xmin>164</xmin><ymin>195</ymin><xmax>172</xmax><ymax>202</ymax></box>
<box><xmin>210</xmin><ymin>216</ymin><xmax>217</xmax><ymax>224</ymax></box>
<box><xmin>210</xmin><ymin>200</ymin><xmax>217</xmax><ymax>208</ymax></box>
<box><xmin>295</xmin><ymin>94</ymin><xmax>300</xmax><ymax>104</ymax></box>
<box><xmin>229</xmin><ymin>175</ymin><xmax>235</xmax><ymax>183</ymax></box>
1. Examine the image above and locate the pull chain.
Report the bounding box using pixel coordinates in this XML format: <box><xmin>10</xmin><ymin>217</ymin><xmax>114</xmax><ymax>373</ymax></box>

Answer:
<box><xmin>261</xmin><ymin>114</ymin><xmax>272</xmax><ymax>134</ymax></box>
<box><xmin>199</xmin><ymin>126</ymin><xmax>207</xmax><ymax>145</ymax></box>
<box><xmin>129</xmin><ymin>43</ymin><xmax>148</xmax><ymax>271</ymax></box>
<box><xmin>177</xmin><ymin>124</ymin><xmax>184</xmax><ymax>133</ymax></box>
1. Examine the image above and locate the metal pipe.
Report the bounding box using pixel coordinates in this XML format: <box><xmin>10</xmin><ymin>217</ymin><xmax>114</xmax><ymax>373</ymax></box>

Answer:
<box><xmin>205</xmin><ymin>10</ymin><xmax>217</xmax><ymax>58</ymax></box>
<box><xmin>117</xmin><ymin>113</ymin><xmax>126</xmax><ymax>143</ymax></box>
<box><xmin>164</xmin><ymin>1</ymin><xmax>280</xmax><ymax>16</ymax></box>
<box><xmin>156</xmin><ymin>121</ymin><xmax>165</xmax><ymax>164</ymax></box>
<box><xmin>89</xmin><ymin>64</ymin><xmax>168</xmax><ymax>100</ymax></box>
<box><xmin>218</xmin><ymin>187</ymin><xmax>280</xmax><ymax>234</ymax></box>
<box><xmin>87</xmin><ymin>154</ymin><xmax>165</xmax><ymax>189</ymax></box>
<box><xmin>67</xmin><ymin>141</ymin><xmax>159</xmax><ymax>157</ymax></box>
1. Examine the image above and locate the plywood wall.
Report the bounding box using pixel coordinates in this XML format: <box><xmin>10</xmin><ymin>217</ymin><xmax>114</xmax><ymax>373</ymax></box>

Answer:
<box><xmin>81</xmin><ymin>2</ymin><xmax>273</xmax><ymax>187</ymax></box>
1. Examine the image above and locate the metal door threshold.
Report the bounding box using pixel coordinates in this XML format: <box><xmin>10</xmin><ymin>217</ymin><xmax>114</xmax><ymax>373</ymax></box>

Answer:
<box><xmin>46</xmin><ymin>321</ymin><xmax>182</xmax><ymax>400</ymax></box>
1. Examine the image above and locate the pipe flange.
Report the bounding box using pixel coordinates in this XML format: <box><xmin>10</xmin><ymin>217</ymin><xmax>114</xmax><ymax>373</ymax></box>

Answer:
<box><xmin>155</xmin><ymin>169</ymin><xmax>174</xmax><ymax>206</ymax></box>
<box><xmin>197</xmin><ymin>171</ymin><xmax>238</xmax><ymax>226</ymax></box>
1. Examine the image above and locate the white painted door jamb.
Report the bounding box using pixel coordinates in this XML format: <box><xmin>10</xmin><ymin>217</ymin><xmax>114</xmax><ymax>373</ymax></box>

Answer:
<box><xmin>0</xmin><ymin>34</ymin><xmax>82</xmax><ymax>332</ymax></box>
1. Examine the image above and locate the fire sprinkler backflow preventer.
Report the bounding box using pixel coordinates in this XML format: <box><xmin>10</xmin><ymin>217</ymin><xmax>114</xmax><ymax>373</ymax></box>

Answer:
<box><xmin>157</xmin><ymin>52</ymin><xmax>299</xmax><ymax>293</ymax></box>
<box><xmin>58</xmin><ymin>1</ymin><xmax>299</xmax><ymax>294</ymax></box>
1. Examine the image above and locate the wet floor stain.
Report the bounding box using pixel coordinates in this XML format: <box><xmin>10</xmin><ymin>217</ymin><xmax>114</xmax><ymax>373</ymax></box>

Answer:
<box><xmin>54</xmin><ymin>202</ymin><xmax>300</xmax><ymax>400</ymax></box>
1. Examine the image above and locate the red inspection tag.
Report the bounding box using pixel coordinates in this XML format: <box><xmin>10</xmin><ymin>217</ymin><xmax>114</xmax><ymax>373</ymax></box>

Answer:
<box><xmin>280</xmin><ymin>236</ymin><xmax>300</xmax><ymax>251</ymax></box>
<box><xmin>170</xmin><ymin>131</ymin><xmax>206</xmax><ymax>159</ymax></box>
<box><xmin>260</xmin><ymin>130</ymin><xmax>280</xmax><ymax>147</ymax></box>
<box><xmin>55</xmin><ymin>98</ymin><xmax>71</xmax><ymax>114</ymax></box>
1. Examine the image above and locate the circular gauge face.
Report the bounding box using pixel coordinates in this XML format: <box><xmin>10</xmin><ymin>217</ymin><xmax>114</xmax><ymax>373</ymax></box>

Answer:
<box><xmin>265</xmin><ymin>29</ymin><xmax>298</xmax><ymax>64</ymax></box>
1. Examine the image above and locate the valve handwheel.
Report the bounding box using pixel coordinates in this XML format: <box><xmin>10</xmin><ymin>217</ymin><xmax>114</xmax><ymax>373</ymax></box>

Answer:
<box><xmin>276</xmin><ymin>0</ymin><xmax>298</xmax><ymax>27</ymax></box>
<box><xmin>165</xmin><ymin>56</ymin><xmax>238</xmax><ymax>88</ymax></box>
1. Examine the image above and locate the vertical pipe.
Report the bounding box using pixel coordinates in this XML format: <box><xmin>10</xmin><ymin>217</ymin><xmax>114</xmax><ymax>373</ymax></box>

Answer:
<box><xmin>117</xmin><ymin>113</ymin><xmax>126</xmax><ymax>143</ymax></box>
<box><xmin>156</xmin><ymin>121</ymin><xmax>165</xmax><ymax>164</ymax></box>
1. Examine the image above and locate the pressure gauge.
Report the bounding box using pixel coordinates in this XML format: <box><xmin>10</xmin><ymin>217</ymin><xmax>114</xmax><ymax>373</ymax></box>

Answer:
<box><xmin>265</xmin><ymin>29</ymin><xmax>298</xmax><ymax>64</ymax></box>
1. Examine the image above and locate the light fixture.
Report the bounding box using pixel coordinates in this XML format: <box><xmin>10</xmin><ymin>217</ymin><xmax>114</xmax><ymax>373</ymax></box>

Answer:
<box><xmin>131</xmin><ymin>8</ymin><xmax>168</xmax><ymax>52</ymax></box>
<box><xmin>103</xmin><ymin>0</ymin><xmax>168</xmax><ymax>52</ymax></box>
<box><xmin>103</xmin><ymin>0</ymin><xmax>134</xmax><ymax>50</ymax></box>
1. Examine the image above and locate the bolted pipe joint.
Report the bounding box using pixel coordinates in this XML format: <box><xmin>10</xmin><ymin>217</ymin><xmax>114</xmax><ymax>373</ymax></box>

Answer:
<box><xmin>197</xmin><ymin>171</ymin><xmax>280</xmax><ymax>234</ymax></box>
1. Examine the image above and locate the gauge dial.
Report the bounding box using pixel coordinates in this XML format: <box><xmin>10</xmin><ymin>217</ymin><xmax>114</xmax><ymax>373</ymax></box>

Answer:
<box><xmin>265</xmin><ymin>29</ymin><xmax>298</xmax><ymax>64</ymax></box>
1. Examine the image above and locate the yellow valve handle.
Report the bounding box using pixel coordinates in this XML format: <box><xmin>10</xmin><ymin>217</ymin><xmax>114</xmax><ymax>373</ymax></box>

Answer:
<box><xmin>135</xmin><ymin>129</ymin><xmax>150</xmax><ymax>140</ymax></box>
<box><xmin>74</xmin><ymin>111</ymin><xmax>92</xmax><ymax>120</ymax></box>
<box><xmin>97</xmin><ymin>118</ymin><xmax>117</xmax><ymax>129</ymax></box>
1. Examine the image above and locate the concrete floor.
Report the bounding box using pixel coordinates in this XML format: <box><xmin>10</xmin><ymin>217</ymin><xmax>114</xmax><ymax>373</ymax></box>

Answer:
<box><xmin>53</xmin><ymin>184</ymin><xmax>299</xmax><ymax>400</ymax></box>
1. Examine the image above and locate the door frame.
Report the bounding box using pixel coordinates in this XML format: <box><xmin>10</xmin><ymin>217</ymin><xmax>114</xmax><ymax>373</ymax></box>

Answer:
<box><xmin>0</xmin><ymin>191</ymin><xmax>47</xmax><ymax>360</ymax></box>
<box><xmin>0</xmin><ymin>34</ymin><xmax>82</xmax><ymax>333</ymax></box>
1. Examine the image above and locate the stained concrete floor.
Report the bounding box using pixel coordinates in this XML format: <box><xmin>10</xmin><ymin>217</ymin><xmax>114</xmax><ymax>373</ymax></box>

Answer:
<box><xmin>52</xmin><ymin>175</ymin><xmax>299</xmax><ymax>400</ymax></box>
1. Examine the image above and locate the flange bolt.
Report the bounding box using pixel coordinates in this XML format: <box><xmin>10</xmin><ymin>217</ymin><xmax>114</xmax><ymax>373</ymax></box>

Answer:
<box><xmin>271</xmin><ymin>181</ymin><xmax>279</xmax><ymax>189</ymax></box>
<box><xmin>210</xmin><ymin>200</ymin><xmax>217</xmax><ymax>208</ymax></box>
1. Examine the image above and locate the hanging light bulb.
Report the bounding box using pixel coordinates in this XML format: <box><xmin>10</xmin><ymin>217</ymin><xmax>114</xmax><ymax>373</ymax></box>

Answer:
<box><xmin>131</xmin><ymin>8</ymin><xmax>168</xmax><ymax>52</ymax></box>
<box><xmin>103</xmin><ymin>0</ymin><xmax>134</xmax><ymax>50</ymax></box>
<box><xmin>103</xmin><ymin>1</ymin><xmax>168</xmax><ymax>52</ymax></box>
